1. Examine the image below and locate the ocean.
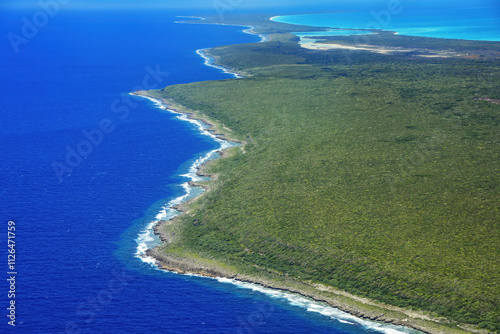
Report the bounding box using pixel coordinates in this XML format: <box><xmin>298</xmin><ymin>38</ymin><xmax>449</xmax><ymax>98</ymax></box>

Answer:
<box><xmin>0</xmin><ymin>4</ymin><xmax>480</xmax><ymax>333</ymax></box>
<box><xmin>272</xmin><ymin>1</ymin><xmax>500</xmax><ymax>41</ymax></box>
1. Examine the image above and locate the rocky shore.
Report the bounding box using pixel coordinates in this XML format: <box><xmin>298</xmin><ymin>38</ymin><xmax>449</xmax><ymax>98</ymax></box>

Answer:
<box><xmin>130</xmin><ymin>90</ymin><xmax>478</xmax><ymax>334</ymax></box>
<box><xmin>146</xmin><ymin>243</ymin><xmax>474</xmax><ymax>334</ymax></box>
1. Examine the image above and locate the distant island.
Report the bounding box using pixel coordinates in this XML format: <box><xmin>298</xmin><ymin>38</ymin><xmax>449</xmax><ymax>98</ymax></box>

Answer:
<box><xmin>135</xmin><ymin>13</ymin><xmax>500</xmax><ymax>334</ymax></box>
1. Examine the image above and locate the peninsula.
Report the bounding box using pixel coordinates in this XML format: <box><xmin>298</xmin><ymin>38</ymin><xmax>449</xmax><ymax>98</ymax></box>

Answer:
<box><xmin>136</xmin><ymin>14</ymin><xmax>500</xmax><ymax>334</ymax></box>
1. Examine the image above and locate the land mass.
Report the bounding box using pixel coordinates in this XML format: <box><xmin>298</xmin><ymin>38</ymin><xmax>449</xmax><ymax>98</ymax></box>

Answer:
<box><xmin>137</xmin><ymin>14</ymin><xmax>499</xmax><ymax>334</ymax></box>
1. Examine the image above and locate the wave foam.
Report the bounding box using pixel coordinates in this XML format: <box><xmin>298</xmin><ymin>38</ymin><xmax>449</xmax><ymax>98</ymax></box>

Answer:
<box><xmin>216</xmin><ymin>278</ymin><xmax>422</xmax><ymax>334</ymax></box>
<box><xmin>131</xmin><ymin>94</ymin><xmax>237</xmax><ymax>267</ymax></box>
<box><xmin>195</xmin><ymin>25</ymin><xmax>267</xmax><ymax>79</ymax></box>
<box><xmin>196</xmin><ymin>49</ymin><xmax>243</xmax><ymax>78</ymax></box>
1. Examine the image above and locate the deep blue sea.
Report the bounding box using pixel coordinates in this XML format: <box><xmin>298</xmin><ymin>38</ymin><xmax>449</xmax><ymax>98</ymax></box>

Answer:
<box><xmin>0</xmin><ymin>3</ymin><xmax>478</xmax><ymax>333</ymax></box>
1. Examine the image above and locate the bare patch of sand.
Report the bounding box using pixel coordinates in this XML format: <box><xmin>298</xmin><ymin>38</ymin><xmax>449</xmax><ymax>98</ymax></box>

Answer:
<box><xmin>301</xmin><ymin>41</ymin><xmax>460</xmax><ymax>58</ymax></box>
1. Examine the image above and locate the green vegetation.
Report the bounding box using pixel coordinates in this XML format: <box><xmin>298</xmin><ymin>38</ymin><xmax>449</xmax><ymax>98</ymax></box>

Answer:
<box><xmin>151</xmin><ymin>16</ymin><xmax>499</xmax><ymax>332</ymax></box>
<box><xmin>178</xmin><ymin>13</ymin><xmax>330</xmax><ymax>35</ymax></box>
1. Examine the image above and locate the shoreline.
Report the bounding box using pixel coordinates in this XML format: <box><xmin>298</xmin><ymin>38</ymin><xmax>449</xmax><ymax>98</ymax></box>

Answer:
<box><xmin>196</xmin><ymin>48</ymin><xmax>245</xmax><ymax>78</ymax></box>
<box><xmin>194</xmin><ymin>23</ymin><xmax>268</xmax><ymax>79</ymax></box>
<box><xmin>130</xmin><ymin>89</ymin><xmax>469</xmax><ymax>334</ymax></box>
<box><xmin>129</xmin><ymin>91</ymin><xmax>242</xmax><ymax>266</ymax></box>
<box><xmin>130</xmin><ymin>19</ymin><xmax>265</xmax><ymax>271</ymax></box>
<box><xmin>147</xmin><ymin>246</ymin><xmax>436</xmax><ymax>334</ymax></box>
<box><xmin>132</xmin><ymin>20</ymin><xmax>484</xmax><ymax>334</ymax></box>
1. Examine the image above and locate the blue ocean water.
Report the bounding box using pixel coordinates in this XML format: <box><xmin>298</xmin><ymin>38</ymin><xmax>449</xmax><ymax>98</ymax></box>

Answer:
<box><xmin>272</xmin><ymin>1</ymin><xmax>500</xmax><ymax>41</ymax></box>
<box><xmin>0</xmin><ymin>7</ymin><xmax>425</xmax><ymax>334</ymax></box>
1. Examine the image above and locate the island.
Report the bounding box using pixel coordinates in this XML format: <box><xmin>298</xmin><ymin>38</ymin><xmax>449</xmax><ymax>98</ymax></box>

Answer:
<box><xmin>134</xmin><ymin>14</ymin><xmax>500</xmax><ymax>334</ymax></box>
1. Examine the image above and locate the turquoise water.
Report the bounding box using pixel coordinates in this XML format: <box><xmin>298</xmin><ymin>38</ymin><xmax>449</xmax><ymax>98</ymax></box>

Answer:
<box><xmin>296</xmin><ymin>30</ymin><xmax>373</xmax><ymax>37</ymax></box>
<box><xmin>272</xmin><ymin>3</ymin><xmax>500</xmax><ymax>41</ymax></box>
<box><xmin>293</xmin><ymin>30</ymin><xmax>374</xmax><ymax>45</ymax></box>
